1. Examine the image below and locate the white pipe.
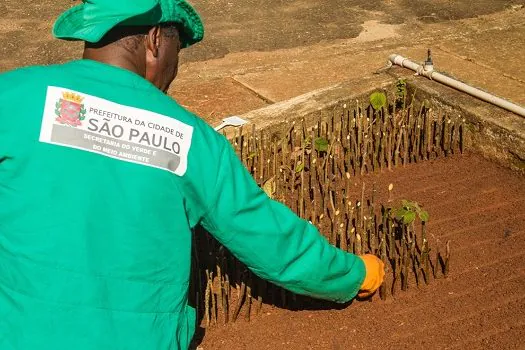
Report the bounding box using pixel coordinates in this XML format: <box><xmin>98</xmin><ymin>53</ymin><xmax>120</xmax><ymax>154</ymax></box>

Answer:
<box><xmin>389</xmin><ymin>54</ymin><xmax>525</xmax><ymax>118</ymax></box>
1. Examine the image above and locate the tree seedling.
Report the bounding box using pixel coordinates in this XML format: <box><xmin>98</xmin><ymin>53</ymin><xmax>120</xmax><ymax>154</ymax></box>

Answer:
<box><xmin>394</xmin><ymin>200</ymin><xmax>429</xmax><ymax>225</ymax></box>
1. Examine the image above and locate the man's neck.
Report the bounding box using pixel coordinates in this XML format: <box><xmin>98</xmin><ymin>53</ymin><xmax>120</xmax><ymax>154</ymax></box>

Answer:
<box><xmin>82</xmin><ymin>48</ymin><xmax>146</xmax><ymax>78</ymax></box>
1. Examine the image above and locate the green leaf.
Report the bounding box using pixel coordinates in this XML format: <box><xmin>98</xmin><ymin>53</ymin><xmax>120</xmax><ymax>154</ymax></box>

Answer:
<box><xmin>314</xmin><ymin>137</ymin><xmax>329</xmax><ymax>152</ymax></box>
<box><xmin>247</xmin><ymin>152</ymin><xmax>257</xmax><ymax>160</ymax></box>
<box><xmin>295</xmin><ymin>162</ymin><xmax>305</xmax><ymax>173</ymax></box>
<box><xmin>402</xmin><ymin>211</ymin><xmax>416</xmax><ymax>225</ymax></box>
<box><xmin>395</xmin><ymin>208</ymin><xmax>408</xmax><ymax>221</ymax></box>
<box><xmin>370</xmin><ymin>91</ymin><xmax>387</xmax><ymax>110</ymax></box>
<box><xmin>396</xmin><ymin>79</ymin><xmax>407</xmax><ymax>96</ymax></box>
<box><xmin>262</xmin><ymin>176</ymin><xmax>276</xmax><ymax>199</ymax></box>
<box><xmin>419</xmin><ymin>210</ymin><xmax>430</xmax><ymax>222</ymax></box>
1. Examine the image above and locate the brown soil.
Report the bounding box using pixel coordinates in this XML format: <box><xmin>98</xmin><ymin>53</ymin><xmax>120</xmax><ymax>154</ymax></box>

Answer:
<box><xmin>1</xmin><ymin>0</ymin><xmax>520</xmax><ymax>69</ymax></box>
<box><xmin>199</xmin><ymin>152</ymin><xmax>525</xmax><ymax>349</ymax></box>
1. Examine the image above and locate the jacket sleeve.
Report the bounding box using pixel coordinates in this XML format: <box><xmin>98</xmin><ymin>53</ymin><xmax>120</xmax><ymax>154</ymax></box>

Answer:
<box><xmin>199</xmin><ymin>139</ymin><xmax>366</xmax><ymax>303</ymax></box>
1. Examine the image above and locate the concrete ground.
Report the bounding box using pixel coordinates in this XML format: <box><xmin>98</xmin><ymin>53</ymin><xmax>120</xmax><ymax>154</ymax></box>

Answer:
<box><xmin>0</xmin><ymin>1</ymin><xmax>524</xmax><ymax>127</ymax></box>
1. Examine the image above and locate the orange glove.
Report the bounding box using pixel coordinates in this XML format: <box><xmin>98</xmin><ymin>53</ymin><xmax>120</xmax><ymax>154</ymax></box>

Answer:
<box><xmin>357</xmin><ymin>254</ymin><xmax>385</xmax><ymax>299</ymax></box>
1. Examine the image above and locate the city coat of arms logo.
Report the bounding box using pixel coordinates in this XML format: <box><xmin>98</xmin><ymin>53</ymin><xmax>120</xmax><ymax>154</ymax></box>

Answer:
<box><xmin>55</xmin><ymin>91</ymin><xmax>86</xmax><ymax>127</ymax></box>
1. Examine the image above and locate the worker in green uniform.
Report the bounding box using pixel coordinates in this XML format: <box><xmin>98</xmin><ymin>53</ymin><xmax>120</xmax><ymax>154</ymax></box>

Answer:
<box><xmin>0</xmin><ymin>1</ymin><xmax>385</xmax><ymax>349</ymax></box>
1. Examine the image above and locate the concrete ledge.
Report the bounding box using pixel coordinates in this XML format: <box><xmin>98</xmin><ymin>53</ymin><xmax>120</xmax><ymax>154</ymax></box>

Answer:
<box><xmin>228</xmin><ymin>67</ymin><xmax>525</xmax><ymax>174</ymax></box>
<box><xmin>397</xmin><ymin>70</ymin><xmax>525</xmax><ymax>174</ymax></box>
<box><xmin>232</xmin><ymin>73</ymin><xmax>394</xmax><ymax>139</ymax></box>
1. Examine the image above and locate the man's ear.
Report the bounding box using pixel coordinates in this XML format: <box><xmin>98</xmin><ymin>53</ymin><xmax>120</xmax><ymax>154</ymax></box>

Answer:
<box><xmin>146</xmin><ymin>26</ymin><xmax>162</xmax><ymax>58</ymax></box>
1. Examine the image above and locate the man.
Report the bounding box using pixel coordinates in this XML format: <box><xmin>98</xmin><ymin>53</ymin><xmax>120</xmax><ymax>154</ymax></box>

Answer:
<box><xmin>0</xmin><ymin>0</ymin><xmax>384</xmax><ymax>349</ymax></box>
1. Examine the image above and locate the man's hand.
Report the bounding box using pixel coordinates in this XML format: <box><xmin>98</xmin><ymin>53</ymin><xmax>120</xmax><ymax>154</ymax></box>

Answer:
<box><xmin>357</xmin><ymin>254</ymin><xmax>385</xmax><ymax>299</ymax></box>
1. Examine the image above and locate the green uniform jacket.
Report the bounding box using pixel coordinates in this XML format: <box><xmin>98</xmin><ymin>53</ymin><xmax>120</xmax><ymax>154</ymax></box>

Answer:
<box><xmin>0</xmin><ymin>60</ymin><xmax>365</xmax><ymax>350</ymax></box>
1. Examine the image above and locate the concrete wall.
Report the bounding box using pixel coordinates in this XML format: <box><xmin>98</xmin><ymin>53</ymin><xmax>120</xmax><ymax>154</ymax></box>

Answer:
<box><xmin>399</xmin><ymin>71</ymin><xmax>525</xmax><ymax>174</ymax></box>
<box><xmin>236</xmin><ymin>69</ymin><xmax>525</xmax><ymax>174</ymax></box>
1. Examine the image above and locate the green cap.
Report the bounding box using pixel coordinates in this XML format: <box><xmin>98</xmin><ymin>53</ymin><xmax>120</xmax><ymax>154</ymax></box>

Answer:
<box><xmin>53</xmin><ymin>0</ymin><xmax>204</xmax><ymax>48</ymax></box>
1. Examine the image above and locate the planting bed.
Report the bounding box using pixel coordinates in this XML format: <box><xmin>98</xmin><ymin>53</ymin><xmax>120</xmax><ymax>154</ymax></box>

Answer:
<box><xmin>199</xmin><ymin>152</ymin><xmax>525</xmax><ymax>349</ymax></box>
<box><xmin>189</xmin><ymin>88</ymin><xmax>525</xmax><ymax>349</ymax></box>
